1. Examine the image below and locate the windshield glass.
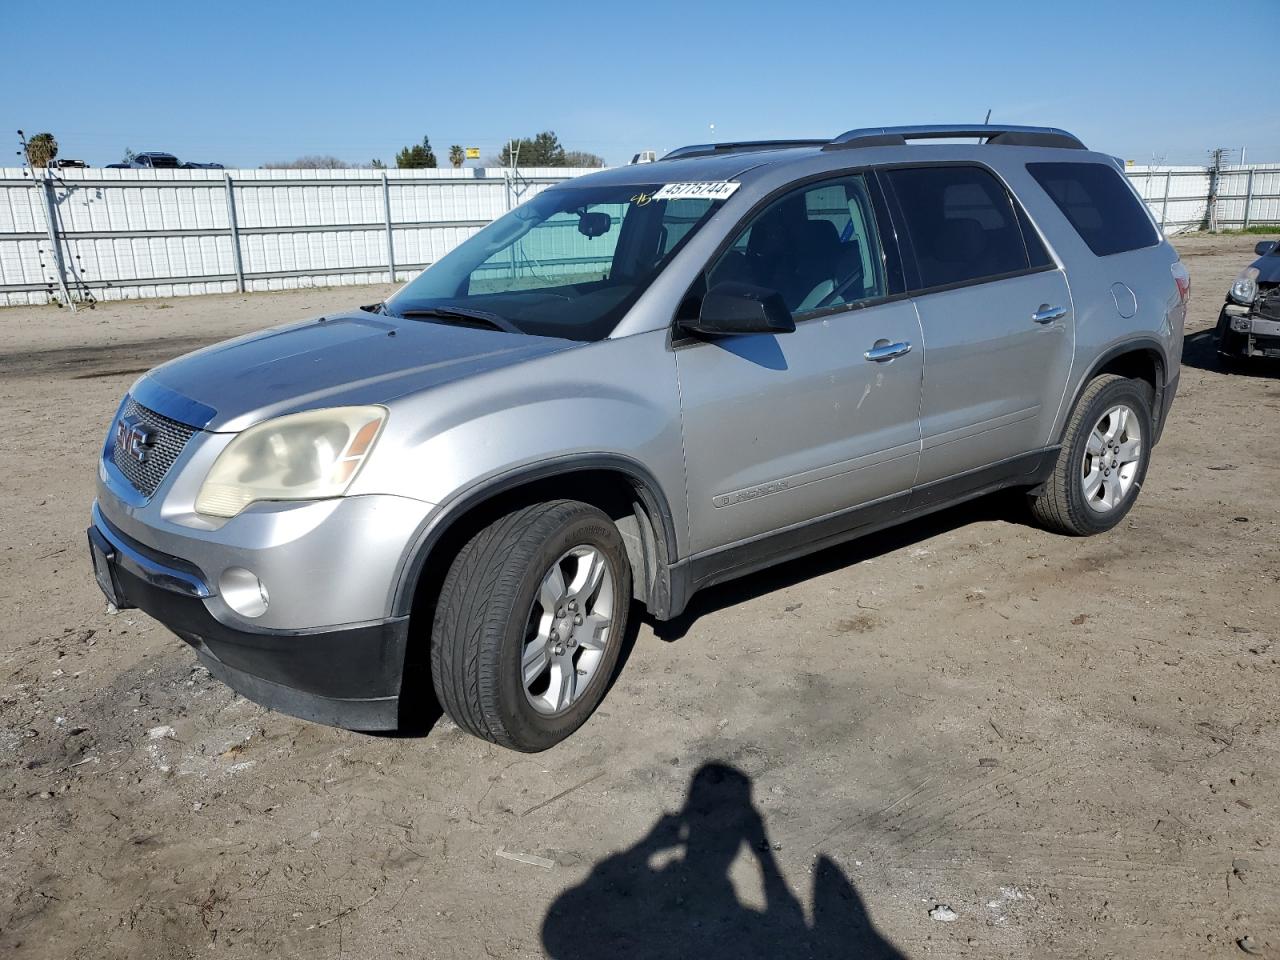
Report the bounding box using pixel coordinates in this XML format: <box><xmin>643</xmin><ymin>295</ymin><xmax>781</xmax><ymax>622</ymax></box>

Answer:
<box><xmin>384</xmin><ymin>184</ymin><xmax>725</xmax><ymax>341</ymax></box>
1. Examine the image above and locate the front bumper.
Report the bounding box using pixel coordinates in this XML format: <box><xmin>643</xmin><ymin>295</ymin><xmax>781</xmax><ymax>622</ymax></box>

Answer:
<box><xmin>89</xmin><ymin>506</ymin><xmax>411</xmax><ymax>730</ymax></box>
<box><xmin>1219</xmin><ymin>304</ymin><xmax>1280</xmax><ymax>358</ymax></box>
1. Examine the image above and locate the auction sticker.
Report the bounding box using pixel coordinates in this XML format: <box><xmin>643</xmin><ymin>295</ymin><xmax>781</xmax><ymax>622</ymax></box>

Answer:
<box><xmin>652</xmin><ymin>181</ymin><xmax>741</xmax><ymax>201</ymax></box>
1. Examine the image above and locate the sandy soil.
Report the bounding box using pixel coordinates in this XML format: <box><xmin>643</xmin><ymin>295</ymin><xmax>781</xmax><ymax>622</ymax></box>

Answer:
<box><xmin>1</xmin><ymin>234</ymin><xmax>1277</xmax><ymax>960</ymax></box>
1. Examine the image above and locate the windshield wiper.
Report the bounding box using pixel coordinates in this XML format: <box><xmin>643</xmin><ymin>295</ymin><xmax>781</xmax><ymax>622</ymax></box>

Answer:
<box><xmin>394</xmin><ymin>306</ymin><xmax>521</xmax><ymax>334</ymax></box>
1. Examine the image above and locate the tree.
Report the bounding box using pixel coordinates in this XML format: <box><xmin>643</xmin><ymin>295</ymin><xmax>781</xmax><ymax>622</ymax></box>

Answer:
<box><xmin>395</xmin><ymin>136</ymin><xmax>437</xmax><ymax>169</ymax></box>
<box><xmin>262</xmin><ymin>155</ymin><xmax>351</xmax><ymax>169</ymax></box>
<box><xmin>448</xmin><ymin>145</ymin><xmax>465</xmax><ymax>169</ymax></box>
<box><xmin>25</xmin><ymin>132</ymin><xmax>57</xmax><ymax>168</ymax></box>
<box><xmin>563</xmin><ymin>150</ymin><xmax>606</xmax><ymax>168</ymax></box>
<box><xmin>370</xmin><ymin>158</ymin><xmax>386</xmax><ymax>170</ymax></box>
<box><xmin>122</xmin><ymin>148</ymin><xmax>136</xmax><ymax>164</ymax></box>
<box><xmin>500</xmin><ymin>131</ymin><xmax>566</xmax><ymax>167</ymax></box>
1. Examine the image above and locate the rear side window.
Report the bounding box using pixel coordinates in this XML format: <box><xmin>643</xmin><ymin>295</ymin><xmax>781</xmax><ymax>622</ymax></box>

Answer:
<box><xmin>885</xmin><ymin>166</ymin><xmax>1039</xmax><ymax>289</ymax></box>
<box><xmin>1027</xmin><ymin>162</ymin><xmax>1158</xmax><ymax>257</ymax></box>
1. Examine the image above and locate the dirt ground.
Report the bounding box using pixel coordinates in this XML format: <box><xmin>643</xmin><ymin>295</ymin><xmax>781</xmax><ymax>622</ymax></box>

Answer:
<box><xmin>1</xmin><ymin>233</ymin><xmax>1277</xmax><ymax>960</ymax></box>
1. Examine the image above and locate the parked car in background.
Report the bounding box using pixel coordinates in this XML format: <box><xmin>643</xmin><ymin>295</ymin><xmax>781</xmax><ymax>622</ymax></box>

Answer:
<box><xmin>51</xmin><ymin>158</ymin><xmax>88</xmax><ymax>169</ymax></box>
<box><xmin>1216</xmin><ymin>239</ymin><xmax>1280</xmax><ymax>363</ymax></box>
<box><xmin>128</xmin><ymin>152</ymin><xmax>181</xmax><ymax>169</ymax></box>
<box><xmin>182</xmin><ymin>161</ymin><xmax>224</xmax><ymax>169</ymax></box>
<box><xmin>88</xmin><ymin>123</ymin><xmax>1187</xmax><ymax>752</ymax></box>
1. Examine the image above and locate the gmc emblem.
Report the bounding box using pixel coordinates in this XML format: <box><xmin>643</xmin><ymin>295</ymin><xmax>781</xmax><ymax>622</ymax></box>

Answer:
<box><xmin>116</xmin><ymin>416</ymin><xmax>156</xmax><ymax>463</ymax></box>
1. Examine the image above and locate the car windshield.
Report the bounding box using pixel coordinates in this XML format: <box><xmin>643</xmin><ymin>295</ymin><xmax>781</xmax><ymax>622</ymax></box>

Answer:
<box><xmin>383</xmin><ymin>183</ymin><xmax>726</xmax><ymax>341</ymax></box>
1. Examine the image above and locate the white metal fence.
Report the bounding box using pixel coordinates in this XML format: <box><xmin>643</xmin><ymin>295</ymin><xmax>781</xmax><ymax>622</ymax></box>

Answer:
<box><xmin>1125</xmin><ymin>164</ymin><xmax>1280</xmax><ymax>234</ymax></box>
<box><xmin>2</xmin><ymin>163</ymin><xmax>1278</xmax><ymax>309</ymax></box>
<box><xmin>0</xmin><ymin>166</ymin><xmax>595</xmax><ymax>308</ymax></box>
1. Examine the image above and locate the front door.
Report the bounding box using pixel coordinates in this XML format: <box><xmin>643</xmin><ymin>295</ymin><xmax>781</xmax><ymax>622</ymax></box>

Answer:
<box><xmin>675</xmin><ymin>174</ymin><xmax>924</xmax><ymax>557</ymax></box>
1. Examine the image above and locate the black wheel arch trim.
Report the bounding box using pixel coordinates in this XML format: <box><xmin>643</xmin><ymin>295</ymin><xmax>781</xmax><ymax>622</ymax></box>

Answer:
<box><xmin>390</xmin><ymin>453</ymin><xmax>681</xmax><ymax>620</ymax></box>
<box><xmin>1058</xmin><ymin>337</ymin><xmax>1173</xmax><ymax>446</ymax></box>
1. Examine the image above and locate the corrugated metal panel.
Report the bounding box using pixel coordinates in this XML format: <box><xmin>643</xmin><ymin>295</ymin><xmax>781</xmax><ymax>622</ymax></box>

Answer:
<box><xmin>0</xmin><ymin>166</ymin><xmax>598</xmax><ymax>305</ymax></box>
<box><xmin>3</xmin><ymin>163</ymin><xmax>1277</xmax><ymax>308</ymax></box>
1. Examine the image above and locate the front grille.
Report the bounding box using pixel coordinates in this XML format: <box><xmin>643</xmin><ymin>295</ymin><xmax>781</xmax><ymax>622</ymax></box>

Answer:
<box><xmin>109</xmin><ymin>397</ymin><xmax>197</xmax><ymax>497</ymax></box>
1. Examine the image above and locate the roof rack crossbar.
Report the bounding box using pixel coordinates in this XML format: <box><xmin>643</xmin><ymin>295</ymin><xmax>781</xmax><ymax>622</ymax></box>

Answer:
<box><xmin>824</xmin><ymin>124</ymin><xmax>1086</xmax><ymax>151</ymax></box>
<box><xmin>661</xmin><ymin>139</ymin><xmax>827</xmax><ymax>161</ymax></box>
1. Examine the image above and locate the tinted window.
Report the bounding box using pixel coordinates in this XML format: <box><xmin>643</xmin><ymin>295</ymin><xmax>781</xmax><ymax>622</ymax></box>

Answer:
<box><xmin>1027</xmin><ymin>162</ymin><xmax>1158</xmax><ymax>257</ymax></box>
<box><xmin>886</xmin><ymin>166</ymin><xmax>1033</xmax><ymax>288</ymax></box>
<box><xmin>1015</xmin><ymin>203</ymin><xmax>1054</xmax><ymax>269</ymax></box>
<box><xmin>708</xmin><ymin>175</ymin><xmax>886</xmax><ymax>315</ymax></box>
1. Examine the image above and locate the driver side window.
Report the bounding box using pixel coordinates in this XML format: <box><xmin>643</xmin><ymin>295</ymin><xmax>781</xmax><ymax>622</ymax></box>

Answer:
<box><xmin>708</xmin><ymin>175</ymin><xmax>886</xmax><ymax>316</ymax></box>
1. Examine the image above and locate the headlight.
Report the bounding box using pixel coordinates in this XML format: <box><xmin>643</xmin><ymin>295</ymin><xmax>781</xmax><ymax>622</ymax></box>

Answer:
<box><xmin>195</xmin><ymin>406</ymin><xmax>386</xmax><ymax>518</ymax></box>
<box><xmin>1229</xmin><ymin>268</ymin><xmax>1259</xmax><ymax>305</ymax></box>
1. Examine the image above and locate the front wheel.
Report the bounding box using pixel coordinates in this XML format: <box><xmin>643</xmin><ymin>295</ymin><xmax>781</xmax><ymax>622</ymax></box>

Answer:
<box><xmin>1029</xmin><ymin>374</ymin><xmax>1153</xmax><ymax>536</ymax></box>
<box><xmin>430</xmin><ymin>499</ymin><xmax>631</xmax><ymax>752</ymax></box>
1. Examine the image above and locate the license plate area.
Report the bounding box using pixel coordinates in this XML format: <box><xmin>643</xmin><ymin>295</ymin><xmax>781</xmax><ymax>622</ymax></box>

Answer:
<box><xmin>87</xmin><ymin>528</ymin><xmax>133</xmax><ymax>609</ymax></box>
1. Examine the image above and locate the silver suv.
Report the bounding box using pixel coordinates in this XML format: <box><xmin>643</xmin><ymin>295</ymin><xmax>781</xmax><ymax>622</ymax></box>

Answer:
<box><xmin>88</xmin><ymin>124</ymin><xmax>1189</xmax><ymax>752</ymax></box>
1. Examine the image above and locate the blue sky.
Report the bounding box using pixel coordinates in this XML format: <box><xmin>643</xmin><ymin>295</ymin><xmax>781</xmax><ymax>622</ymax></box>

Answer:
<box><xmin>4</xmin><ymin>0</ymin><xmax>1276</xmax><ymax>169</ymax></box>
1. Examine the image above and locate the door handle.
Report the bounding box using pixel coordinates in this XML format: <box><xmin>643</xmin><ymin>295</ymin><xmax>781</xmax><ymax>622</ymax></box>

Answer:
<box><xmin>863</xmin><ymin>340</ymin><xmax>912</xmax><ymax>362</ymax></box>
<box><xmin>1032</xmin><ymin>304</ymin><xmax>1067</xmax><ymax>324</ymax></box>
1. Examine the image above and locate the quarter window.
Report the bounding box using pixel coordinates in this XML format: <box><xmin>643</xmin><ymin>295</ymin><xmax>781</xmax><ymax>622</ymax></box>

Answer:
<box><xmin>1027</xmin><ymin>161</ymin><xmax>1158</xmax><ymax>257</ymax></box>
<box><xmin>885</xmin><ymin>165</ymin><xmax>1039</xmax><ymax>289</ymax></box>
<box><xmin>708</xmin><ymin>175</ymin><xmax>886</xmax><ymax>315</ymax></box>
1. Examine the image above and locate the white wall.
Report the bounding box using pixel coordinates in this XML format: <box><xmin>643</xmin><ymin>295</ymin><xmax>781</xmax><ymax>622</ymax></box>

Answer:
<box><xmin>0</xmin><ymin>167</ymin><xmax>593</xmax><ymax>306</ymax></box>
<box><xmin>3</xmin><ymin>163</ymin><xmax>1278</xmax><ymax>308</ymax></box>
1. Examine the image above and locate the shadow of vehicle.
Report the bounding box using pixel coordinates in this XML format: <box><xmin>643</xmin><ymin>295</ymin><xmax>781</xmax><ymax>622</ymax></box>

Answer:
<box><xmin>1184</xmin><ymin>325</ymin><xmax>1280</xmax><ymax>378</ymax></box>
<box><xmin>653</xmin><ymin>492</ymin><xmax>1024</xmax><ymax>642</ymax></box>
<box><xmin>542</xmin><ymin>762</ymin><xmax>903</xmax><ymax>959</ymax></box>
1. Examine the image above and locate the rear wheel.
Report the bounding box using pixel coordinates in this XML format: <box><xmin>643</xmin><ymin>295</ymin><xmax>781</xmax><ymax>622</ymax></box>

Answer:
<box><xmin>429</xmin><ymin>499</ymin><xmax>631</xmax><ymax>752</ymax></box>
<box><xmin>1029</xmin><ymin>374</ymin><xmax>1153</xmax><ymax>536</ymax></box>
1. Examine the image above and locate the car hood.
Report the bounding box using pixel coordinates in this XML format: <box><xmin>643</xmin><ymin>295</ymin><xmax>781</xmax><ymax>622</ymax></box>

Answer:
<box><xmin>1250</xmin><ymin>253</ymin><xmax>1280</xmax><ymax>284</ymax></box>
<box><xmin>139</xmin><ymin>310</ymin><xmax>579</xmax><ymax>431</ymax></box>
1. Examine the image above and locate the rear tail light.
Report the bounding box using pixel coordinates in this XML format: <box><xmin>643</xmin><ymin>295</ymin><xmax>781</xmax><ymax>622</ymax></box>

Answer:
<box><xmin>1171</xmin><ymin>261</ymin><xmax>1190</xmax><ymax>303</ymax></box>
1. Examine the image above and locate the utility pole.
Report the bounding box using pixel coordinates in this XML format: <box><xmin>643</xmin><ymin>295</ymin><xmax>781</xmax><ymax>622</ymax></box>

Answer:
<box><xmin>1207</xmin><ymin>147</ymin><xmax>1227</xmax><ymax>234</ymax></box>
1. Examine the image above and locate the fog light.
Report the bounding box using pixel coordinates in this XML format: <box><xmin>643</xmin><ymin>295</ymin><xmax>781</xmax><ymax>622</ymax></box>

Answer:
<box><xmin>1231</xmin><ymin>316</ymin><xmax>1252</xmax><ymax>333</ymax></box>
<box><xmin>219</xmin><ymin>567</ymin><xmax>269</xmax><ymax>618</ymax></box>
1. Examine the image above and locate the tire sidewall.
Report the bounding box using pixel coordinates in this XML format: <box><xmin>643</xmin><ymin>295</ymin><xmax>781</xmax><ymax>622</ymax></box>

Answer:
<box><xmin>493</xmin><ymin>509</ymin><xmax>631</xmax><ymax>751</ymax></box>
<box><xmin>1063</xmin><ymin>379</ymin><xmax>1153</xmax><ymax>534</ymax></box>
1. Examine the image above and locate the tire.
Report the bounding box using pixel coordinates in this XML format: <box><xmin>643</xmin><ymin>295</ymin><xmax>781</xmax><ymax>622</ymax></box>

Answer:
<box><xmin>1029</xmin><ymin>374</ymin><xmax>1153</xmax><ymax>536</ymax></box>
<box><xmin>429</xmin><ymin>499</ymin><xmax>631</xmax><ymax>752</ymax></box>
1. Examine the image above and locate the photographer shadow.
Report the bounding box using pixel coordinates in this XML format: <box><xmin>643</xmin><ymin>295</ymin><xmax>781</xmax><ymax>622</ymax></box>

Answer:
<box><xmin>542</xmin><ymin>762</ymin><xmax>903</xmax><ymax>959</ymax></box>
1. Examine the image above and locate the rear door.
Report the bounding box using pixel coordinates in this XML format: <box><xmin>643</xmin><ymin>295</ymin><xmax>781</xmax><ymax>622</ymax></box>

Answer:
<box><xmin>675</xmin><ymin>173</ymin><xmax>923</xmax><ymax>557</ymax></box>
<box><xmin>881</xmin><ymin>164</ymin><xmax>1074</xmax><ymax>491</ymax></box>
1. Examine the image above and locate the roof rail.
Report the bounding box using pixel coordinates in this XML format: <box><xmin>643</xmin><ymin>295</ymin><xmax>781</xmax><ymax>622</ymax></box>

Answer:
<box><xmin>661</xmin><ymin>139</ymin><xmax>827</xmax><ymax>161</ymax></box>
<box><xmin>824</xmin><ymin>124</ymin><xmax>1086</xmax><ymax>151</ymax></box>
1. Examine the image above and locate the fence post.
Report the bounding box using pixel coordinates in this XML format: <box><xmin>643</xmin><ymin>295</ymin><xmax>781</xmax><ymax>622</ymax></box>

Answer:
<box><xmin>39</xmin><ymin>174</ymin><xmax>75</xmax><ymax>310</ymax></box>
<box><xmin>1159</xmin><ymin>172</ymin><xmax>1173</xmax><ymax>231</ymax></box>
<box><xmin>1242</xmin><ymin>169</ymin><xmax>1255</xmax><ymax>230</ymax></box>
<box><xmin>223</xmin><ymin>174</ymin><xmax>245</xmax><ymax>292</ymax></box>
<box><xmin>381</xmin><ymin>172</ymin><xmax>396</xmax><ymax>283</ymax></box>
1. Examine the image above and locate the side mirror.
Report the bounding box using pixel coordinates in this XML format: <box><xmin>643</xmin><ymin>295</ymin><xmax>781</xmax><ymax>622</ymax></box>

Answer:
<box><xmin>1255</xmin><ymin>240</ymin><xmax>1277</xmax><ymax>257</ymax></box>
<box><xmin>683</xmin><ymin>282</ymin><xmax>796</xmax><ymax>336</ymax></box>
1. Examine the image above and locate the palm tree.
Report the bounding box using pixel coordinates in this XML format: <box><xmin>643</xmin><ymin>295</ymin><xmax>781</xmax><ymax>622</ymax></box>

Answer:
<box><xmin>449</xmin><ymin>145</ymin><xmax>465</xmax><ymax>169</ymax></box>
<box><xmin>25</xmin><ymin>132</ymin><xmax>58</xmax><ymax>169</ymax></box>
